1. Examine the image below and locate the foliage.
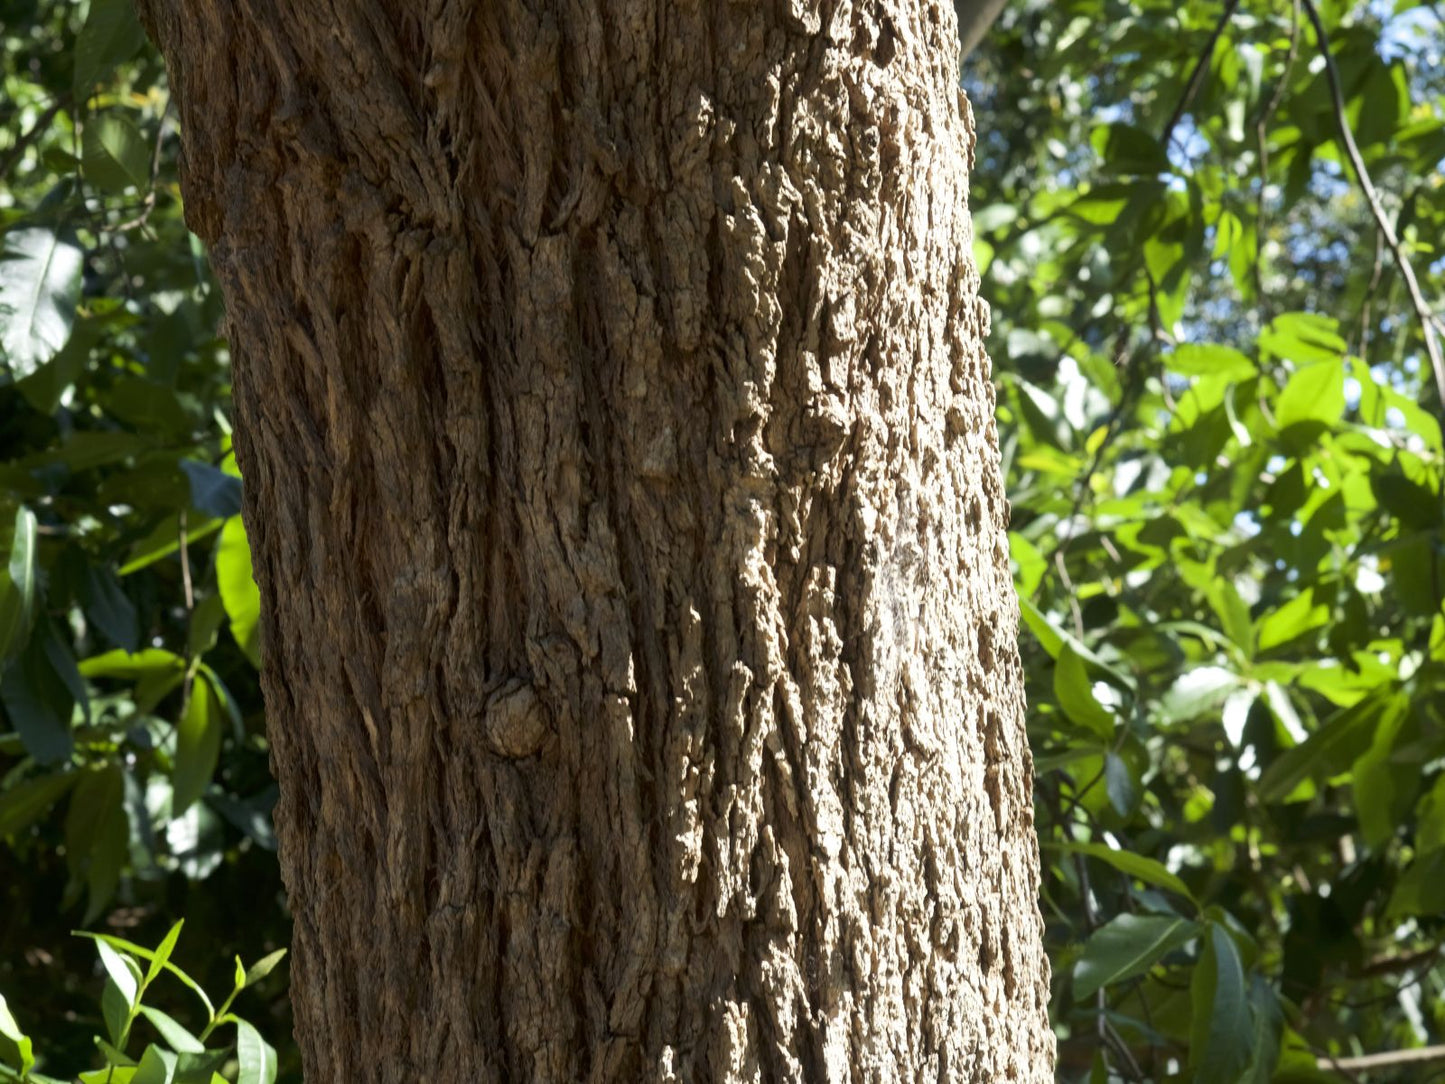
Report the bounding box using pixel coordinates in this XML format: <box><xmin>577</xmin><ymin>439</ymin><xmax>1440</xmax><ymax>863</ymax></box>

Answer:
<box><xmin>0</xmin><ymin>922</ymin><xmax>283</xmax><ymax>1084</ymax></box>
<box><xmin>967</xmin><ymin>0</ymin><xmax>1445</xmax><ymax>1078</ymax></box>
<box><xmin>1</xmin><ymin>0</ymin><xmax>290</xmax><ymax>1076</ymax></box>
<box><xmin>1</xmin><ymin>0</ymin><xmax>1442</xmax><ymax>1081</ymax></box>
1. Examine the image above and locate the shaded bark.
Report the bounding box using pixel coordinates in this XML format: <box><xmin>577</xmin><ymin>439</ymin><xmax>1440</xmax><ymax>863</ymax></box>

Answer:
<box><xmin>139</xmin><ymin>0</ymin><xmax>1054</xmax><ymax>1080</ymax></box>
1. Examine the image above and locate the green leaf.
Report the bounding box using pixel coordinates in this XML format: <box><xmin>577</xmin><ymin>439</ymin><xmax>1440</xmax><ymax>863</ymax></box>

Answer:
<box><xmin>73</xmin><ymin>0</ymin><xmax>149</xmax><ymax>95</ymax></box>
<box><xmin>1048</xmin><ymin>841</ymin><xmax>1196</xmax><ymax>904</ymax></box>
<box><xmin>1274</xmin><ymin>360</ymin><xmax>1345</xmax><ymax>433</ymax></box>
<box><xmin>0</xmin><ymin>227</ymin><xmax>85</xmax><ymax>378</ymax></box>
<box><xmin>82</xmin><ymin>114</ymin><xmax>151</xmax><ymax>192</ymax></box>
<box><xmin>170</xmin><ymin>1048</ymin><xmax>229</xmax><ymax>1084</ymax></box>
<box><xmin>180</xmin><ymin>461</ymin><xmax>242</xmax><ymax>519</ymax></box>
<box><xmin>1</xmin><ymin>620</ymin><xmax>81</xmax><ymax>765</ymax></box>
<box><xmin>1241</xmin><ymin>977</ymin><xmax>1284</xmax><ymax>1084</ymax></box>
<box><xmin>1190</xmin><ymin>923</ymin><xmax>1252</xmax><ymax>1084</ymax></box>
<box><xmin>1352</xmin><ymin>698</ymin><xmax>1414</xmax><ymax>847</ymax></box>
<box><xmin>139</xmin><ymin>1006</ymin><xmax>204</xmax><ymax>1054</ymax></box>
<box><xmin>119</xmin><ymin>515</ymin><xmax>222</xmax><ymax>576</ymax></box>
<box><xmin>65</xmin><ymin>764</ymin><xmax>128</xmax><ymax>924</ymax></box>
<box><xmin>83</xmin><ymin>564</ymin><xmax>141</xmax><ymax>654</ymax></box>
<box><xmin>1073</xmin><ymin>914</ymin><xmax>1201</xmax><ymax>999</ymax></box>
<box><xmin>173</xmin><ymin>676</ymin><xmax>222</xmax><ymax>816</ymax></box>
<box><xmin>0</xmin><ymin>771</ymin><xmax>80</xmax><ymax>839</ymax></box>
<box><xmin>97</xmin><ymin>939</ymin><xmax>142</xmax><ymax>1008</ymax></box>
<box><xmin>0</xmin><ymin>993</ymin><xmax>35</xmax><ymax>1078</ymax></box>
<box><xmin>216</xmin><ymin>517</ymin><xmax>261</xmax><ymax>665</ymax></box>
<box><xmin>1159</xmin><ymin>666</ymin><xmax>1240</xmax><ymax>724</ymax></box>
<box><xmin>0</xmin><ymin>505</ymin><xmax>39</xmax><ymax>665</ymax></box>
<box><xmin>1168</xmin><ymin>343</ymin><xmax>1257</xmax><ymax>381</ymax></box>
<box><xmin>1257</xmin><ymin>590</ymin><xmax>1329</xmax><ymax>653</ymax></box>
<box><xmin>80</xmin><ymin>648</ymin><xmax>186</xmax><ymax>680</ymax></box>
<box><xmin>1260</xmin><ymin>312</ymin><xmax>1347</xmax><ymax>366</ymax></box>
<box><xmin>142</xmin><ymin>922</ymin><xmax>185</xmax><ymax>992</ymax></box>
<box><xmin>131</xmin><ymin>1045</ymin><xmax>178</xmax><ymax>1084</ymax></box>
<box><xmin>16</xmin><ymin>315</ymin><xmax>100</xmax><ymax>413</ymax></box>
<box><xmin>1387</xmin><ymin>849</ymin><xmax>1445</xmax><ymax>917</ymax></box>
<box><xmin>1054</xmin><ymin>645</ymin><xmax>1115</xmax><ymax>739</ymax></box>
<box><xmin>1258</xmin><ymin>690</ymin><xmax>1406</xmax><ymax>802</ymax></box>
<box><xmin>233</xmin><ymin>1020</ymin><xmax>277</xmax><ymax>1084</ymax></box>
<box><xmin>1207</xmin><ymin>580</ymin><xmax>1253</xmax><ymax>651</ymax></box>
<box><xmin>1092</xmin><ymin>123</ymin><xmax>1171</xmax><ymax>175</ymax></box>
<box><xmin>74</xmin><ymin>933</ymin><xmax>214</xmax><ymax>1020</ymax></box>
<box><xmin>1417</xmin><ymin>775</ymin><xmax>1445</xmax><ymax>855</ymax></box>
<box><xmin>243</xmin><ymin>949</ymin><xmax>287</xmax><ymax>989</ymax></box>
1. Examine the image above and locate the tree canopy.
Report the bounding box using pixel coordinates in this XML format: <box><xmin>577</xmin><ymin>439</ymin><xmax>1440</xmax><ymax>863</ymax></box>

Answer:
<box><xmin>2</xmin><ymin>0</ymin><xmax>1443</xmax><ymax>1080</ymax></box>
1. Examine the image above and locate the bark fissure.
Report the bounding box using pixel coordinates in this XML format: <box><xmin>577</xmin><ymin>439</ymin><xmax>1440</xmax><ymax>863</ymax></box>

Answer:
<box><xmin>139</xmin><ymin>0</ymin><xmax>1055</xmax><ymax>1079</ymax></box>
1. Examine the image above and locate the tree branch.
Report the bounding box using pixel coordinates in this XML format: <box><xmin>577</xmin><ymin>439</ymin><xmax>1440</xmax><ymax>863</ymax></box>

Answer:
<box><xmin>1318</xmin><ymin>1044</ymin><xmax>1445</xmax><ymax>1072</ymax></box>
<box><xmin>1161</xmin><ymin>0</ymin><xmax>1244</xmax><ymax>152</ymax></box>
<box><xmin>1298</xmin><ymin>0</ymin><xmax>1445</xmax><ymax>407</ymax></box>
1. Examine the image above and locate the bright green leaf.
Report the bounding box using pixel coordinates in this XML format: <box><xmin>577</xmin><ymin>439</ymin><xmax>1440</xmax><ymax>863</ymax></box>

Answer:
<box><xmin>0</xmin><ymin>505</ymin><xmax>39</xmax><ymax>665</ymax></box>
<box><xmin>138</xmin><ymin>1006</ymin><xmax>205</xmax><ymax>1055</ymax></box>
<box><xmin>234</xmin><ymin>1019</ymin><xmax>277</xmax><ymax>1084</ymax></box>
<box><xmin>216</xmin><ymin>517</ymin><xmax>262</xmax><ymax>666</ymax></box>
<box><xmin>131</xmin><ymin>1045</ymin><xmax>178</xmax><ymax>1084</ymax></box>
<box><xmin>172</xmin><ymin>676</ymin><xmax>222</xmax><ymax>816</ymax></box>
<box><xmin>243</xmin><ymin>949</ymin><xmax>287</xmax><ymax>989</ymax></box>
<box><xmin>1168</xmin><ymin>343</ymin><xmax>1256</xmax><ymax>381</ymax></box>
<box><xmin>1054</xmin><ymin>645</ymin><xmax>1115</xmax><ymax>739</ymax></box>
<box><xmin>1275</xmin><ymin>360</ymin><xmax>1345</xmax><ymax>433</ymax></box>
<box><xmin>0</xmin><ymin>227</ymin><xmax>84</xmax><ymax>378</ymax></box>
<box><xmin>0</xmin><ymin>992</ymin><xmax>35</xmax><ymax>1077</ymax></box>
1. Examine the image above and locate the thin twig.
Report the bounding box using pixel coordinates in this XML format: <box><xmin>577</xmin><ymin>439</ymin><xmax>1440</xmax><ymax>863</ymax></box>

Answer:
<box><xmin>1318</xmin><ymin>1045</ymin><xmax>1445</xmax><ymax>1073</ymax></box>
<box><xmin>0</xmin><ymin>96</ymin><xmax>68</xmax><ymax>180</ymax></box>
<box><xmin>1161</xmin><ymin>0</ymin><xmax>1245</xmax><ymax>152</ymax></box>
<box><xmin>1356</xmin><ymin>226</ymin><xmax>1386</xmax><ymax>360</ymax></box>
<box><xmin>1254</xmin><ymin>0</ymin><xmax>1302</xmax><ymax>315</ymax></box>
<box><xmin>1299</xmin><ymin>0</ymin><xmax>1445</xmax><ymax>406</ymax></box>
<box><xmin>114</xmin><ymin>97</ymin><xmax>173</xmax><ymax>234</ymax></box>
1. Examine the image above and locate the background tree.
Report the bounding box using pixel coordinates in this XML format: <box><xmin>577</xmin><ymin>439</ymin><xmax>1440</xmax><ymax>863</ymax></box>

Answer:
<box><xmin>3</xmin><ymin>0</ymin><xmax>1444</xmax><ymax>1081</ymax></box>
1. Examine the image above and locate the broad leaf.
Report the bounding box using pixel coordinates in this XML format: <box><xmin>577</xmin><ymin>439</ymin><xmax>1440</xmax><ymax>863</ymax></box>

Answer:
<box><xmin>0</xmin><ymin>227</ymin><xmax>84</xmax><ymax>378</ymax></box>
<box><xmin>1074</xmin><ymin>914</ymin><xmax>1201</xmax><ymax>999</ymax></box>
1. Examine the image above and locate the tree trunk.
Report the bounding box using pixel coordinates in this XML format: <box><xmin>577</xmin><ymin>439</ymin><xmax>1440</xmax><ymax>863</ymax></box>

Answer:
<box><xmin>138</xmin><ymin>1</ymin><xmax>1054</xmax><ymax>1080</ymax></box>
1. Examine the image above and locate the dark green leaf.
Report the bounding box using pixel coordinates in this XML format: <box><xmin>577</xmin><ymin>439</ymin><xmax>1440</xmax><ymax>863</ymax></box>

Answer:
<box><xmin>2</xmin><ymin>621</ymin><xmax>80</xmax><ymax>765</ymax></box>
<box><xmin>1074</xmin><ymin>914</ymin><xmax>1201</xmax><ymax>999</ymax></box>
<box><xmin>73</xmin><ymin>0</ymin><xmax>148</xmax><ymax>95</ymax></box>
<box><xmin>1048</xmin><ymin>841</ymin><xmax>1196</xmax><ymax>903</ymax></box>
<box><xmin>82</xmin><ymin>114</ymin><xmax>151</xmax><ymax>192</ymax></box>
<box><xmin>1190</xmin><ymin>923</ymin><xmax>1252</xmax><ymax>1084</ymax></box>
<box><xmin>83</xmin><ymin>564</ymin><xmax>141</xmax><ymax>654</ymax></box>
<box><xmin>180</xmin><ymin>460</ymin><xmax>243</xmax><ymax>519</ymax></box>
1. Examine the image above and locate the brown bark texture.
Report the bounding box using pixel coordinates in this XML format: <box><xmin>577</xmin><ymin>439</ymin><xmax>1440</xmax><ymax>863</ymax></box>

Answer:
<box><xmin>138</xmin><ymin>0</ymin><xmax>1054</xmax><ymax>1080</ymax></box>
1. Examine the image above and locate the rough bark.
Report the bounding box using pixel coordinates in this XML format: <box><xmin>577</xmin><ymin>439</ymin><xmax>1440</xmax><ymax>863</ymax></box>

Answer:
<box><xmin>139</xmin><ymin>1</ymin><xmax>1054</xmax><ymax>1080</ymax></box>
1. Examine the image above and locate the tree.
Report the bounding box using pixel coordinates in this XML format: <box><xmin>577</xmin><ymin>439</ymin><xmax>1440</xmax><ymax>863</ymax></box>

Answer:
<box><xmin>127</xmin><ymin>1</ymin><xmax>1054</xmax><ymax>1080</ymax></box>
